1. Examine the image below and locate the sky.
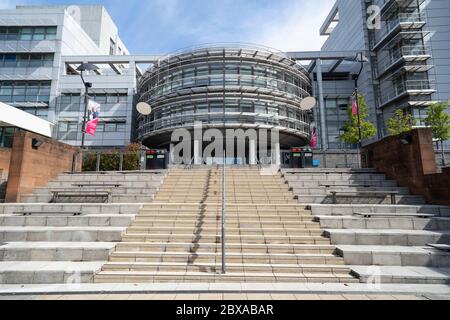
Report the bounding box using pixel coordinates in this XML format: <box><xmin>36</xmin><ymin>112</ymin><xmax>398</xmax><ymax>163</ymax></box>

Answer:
<box><xmin>0</xmin><ymin>0</ymin><xmax>336</xmax><ymax>54</ymax></box>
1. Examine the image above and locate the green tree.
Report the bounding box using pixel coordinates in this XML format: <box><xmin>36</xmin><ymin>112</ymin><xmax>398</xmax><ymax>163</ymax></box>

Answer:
<box><xmin>339</xmin><ymin>94</ymin><xmax>377</xmax><ymax>145</ymax></box>
<box><xmin>387</xmin><ymin>109</ymin><xmax>417</xmax><ymax>136</ymax></box>
<box><xmin>424</xmin><ymin>102</ymin><xmax>450</xmax><ymax>166</ymax></box>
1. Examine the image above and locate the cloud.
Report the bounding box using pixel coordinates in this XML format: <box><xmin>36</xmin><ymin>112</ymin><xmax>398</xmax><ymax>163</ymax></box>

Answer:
<box><xmin>0</xmin><ymin>0</ymin><xmax>16</xmax><ymax>9</ymax></box>
<box><xmin>252</xmin><ymin>0</ymin><xmax>336</xmax><ymax>51</ymax></box>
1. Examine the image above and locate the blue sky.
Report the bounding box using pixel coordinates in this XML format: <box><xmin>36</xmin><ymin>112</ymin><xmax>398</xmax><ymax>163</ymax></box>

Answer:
<box><xmin>1</xmin><ymin>0</ymin><xmax>336</xmax><ymax>54</ymax></box>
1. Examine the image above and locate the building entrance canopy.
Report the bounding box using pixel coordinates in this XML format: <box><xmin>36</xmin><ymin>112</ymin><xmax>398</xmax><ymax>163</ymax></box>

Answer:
<box><xmin>0</xmin><ymin>102</ymin><xmax>53</xmax><ymax>138</ymax></box>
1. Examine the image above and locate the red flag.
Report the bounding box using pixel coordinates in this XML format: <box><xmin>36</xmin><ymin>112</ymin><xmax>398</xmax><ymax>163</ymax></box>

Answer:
<box><xmin>86</xmin><ymin>118</ymin><xmax>99</xmax><ymax>136</ymax></box>
<box><xmin>310</xmin><ymin>128</ymin><xmax>318</xmax><ymax>148</ymax></box>
<box><xmin>351</xmin><ymin>95</ymin><xmax>358</xmax><ymax>117</ymax></box>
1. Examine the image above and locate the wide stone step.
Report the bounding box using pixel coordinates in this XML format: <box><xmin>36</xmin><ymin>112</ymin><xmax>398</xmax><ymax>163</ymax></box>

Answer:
<box><xmin>47</xmin><ymin>181</ymin><xmax>162</xmax><ymax>188</ymax></box>
<box><xmin>121</xmin><ymin>233</ymin><xmax>330</xmax><ymax>244</ymax></box>
<box><xmin>292</xmin><ymin>187</ymin><xmax>410</xmax><ymax>195</ymax></box>
<box><xmin>115</xmin><ymin>242</ymin><xmax>337</xmax><ymax>254</ymax></box>
<box><xmin>101</xmin><ymin>262</ymin><xmax>351</xmax><ymax>274</ymax></box>
<box><xmin>316</xmin><ymin>216</ymin><xmax>450</xmax><ymax>231</ymax></box>
<box><xmin>94</xmin><ymin>271</ymin><xmax>359</xmax><ymax>283</ymax></box>
<box><xmin>33</xmin><ymin>187</ymin><xmax>159</xmax><ymax>195</ymax></box>
<box><xmin>0</xmin><ymin>242</ymin><xmax>115</xmax><ymax>261</ymax></box>
<box><xmin>108</xmin><ymin>251</ymin><xmax>343</xmax><ymax>264</ymax></box>
<box><xmin>0</xmin><ymin>214</ymin><xmax>134</xmax><ymax>227</ymax></box>
<box><xmin>131</xmin><ymin>220</ymin><xmax>319</xmax><ymax>228</ymax></box>
<box><xmin>310</xmin><ymin>204</ymin><xmax>450</xmax><ymax>217</ymax></box>
<box><xmin>20</xmin><ymin>194</ymin><xmax>156</xmax><ymax>204</ymax></box>
<box><xmin>351</xmin><ymin>266</ymin><xmax>450</xmax><ymax>284</ymax></box>
<box><xmin>325</xmin><ymin>229</ymin><xmax>450</xmax><ymax>246</ymax></box>
<box><xmin>287</xmin><ymin>180</ymin><xmax>398</xmax><ymax>188</ymax></box>
<box><xmin>0</xmin><ymin>261</ymin><xmax>104</xmax><ymax>284</ymax></box>
<box><xmin>296</xmin><ymin>195</ymin><xmax>426</xmax><ymax>205</ymax></box>
<box><xmin>0</xmin><ymin>204</ymin><xmax>143</xmax><ymax>215</ymax></box>
<box><xmin>0</xmin><ymin>226</ymin><xmax>125</xmax><ymax>242</ymax></box>
<box><xmin>336</xmin><ymin>245</ymin><xmax>450</xmax><ymax>267</ymax></box>
<box><xmin>125</xmin><ymin>226</ymin><xmax>323</xmax><ymax>236</ymax></box>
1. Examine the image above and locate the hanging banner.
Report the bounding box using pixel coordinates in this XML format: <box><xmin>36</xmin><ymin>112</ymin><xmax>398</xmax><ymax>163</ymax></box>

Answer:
<box><xmin>86</xmin><ymin>99</ymin><xmax>100</xmax><ymax>136</ymax></box>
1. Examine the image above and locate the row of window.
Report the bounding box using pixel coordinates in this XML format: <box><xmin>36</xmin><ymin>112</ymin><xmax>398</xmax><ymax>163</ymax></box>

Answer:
<box><xmin>0</xmin><ymin>81</ymin><xmax>51</xmax><ymax>103</ymax></box>
<box><xmin>59</xmin><ymin>93</ymin><xmax>128</xmax><ymax>105</ymax></box>
<box><xmin>0</xmin><ymin>53</ymin><xmax>54</xmax><ymax>68</ymax></box>
<box><xmin>139</xmin><ymin>115</ymin><xmax>310</xmax><ymax>136</ymax></box>
<box><xmin>58</xmin><ymin>121</ymin><xmax>127</xmax><ymax>133</ymax></box>
<box><xmin>142</xmin><ymin>63</ymin><xmax>311</xmax><ymax>99</ymax></box>
<box><xmin>0</xmin><ymin>26</ymin><xmax>57</xmax><ymax>41</ymax></box>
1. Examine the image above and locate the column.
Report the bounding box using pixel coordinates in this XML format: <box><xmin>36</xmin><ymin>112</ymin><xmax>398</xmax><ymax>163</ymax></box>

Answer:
<box><xmin>194</xmin><ymin>139</ymin><xmax>201</xmax><ymax>165</ymax></box>
<box><xmin>316</xmin><ymin>58</ymin><xmax>327</xmax><ymax>151</ymax></box>
<box><xmin>249</xmin><ymin>138</ymin><xmax>257</xmax><ymax>165</ymax></box>
<box><xmin>274</xmin><ymin>142</ymin><xmax>281</xmax><ymax>167</ymax></box>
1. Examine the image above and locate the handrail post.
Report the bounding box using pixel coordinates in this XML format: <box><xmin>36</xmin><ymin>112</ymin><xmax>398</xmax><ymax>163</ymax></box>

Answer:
<box><xmin>221</xmin><ymin>149</ymin><xmax>226</xmax><ymax>274</ymax></box>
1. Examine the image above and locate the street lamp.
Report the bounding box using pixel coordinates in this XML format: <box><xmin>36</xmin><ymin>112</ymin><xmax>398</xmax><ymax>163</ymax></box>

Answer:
<box><xmin>76</xmin><ymin>62</ymin><xmax>99</xmax><ymax>149</ymax></box>
<box><xmin>344</xmin><ymin>52</ymin><xmax>369</xmax><ymax>148</ymax></box>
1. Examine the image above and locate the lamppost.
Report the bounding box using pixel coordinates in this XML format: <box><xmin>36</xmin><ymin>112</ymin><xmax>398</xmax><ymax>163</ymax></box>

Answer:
<box><xmin>76</xmin><ymin>63</ymin><xmax>99</xmax><ymax>149</ymax></box>
<box><xmin>344</xmin><ymin>52</ymin><xmax>369</xmax><ymax>148</ymax></box>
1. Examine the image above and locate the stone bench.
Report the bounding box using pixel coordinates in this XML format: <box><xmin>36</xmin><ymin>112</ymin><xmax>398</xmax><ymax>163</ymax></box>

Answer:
<box><xmin>330</xmin><ymin>190</ymin><xmax>401</xmax><ymax>205</ymax></box>
<box><xmin>51</xmin><ymin>191</ymin><xmax>111</xmax><ymax>203</ymax></box>
<box><xmin>353</xmin><ymin>212</ymin><xmax>434</xmax><ymax>218</ymax></box>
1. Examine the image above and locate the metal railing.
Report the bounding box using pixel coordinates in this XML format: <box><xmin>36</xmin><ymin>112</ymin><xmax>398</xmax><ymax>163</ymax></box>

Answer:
<box><xmin>380</xmin><ymin>79</ymin><xmax>435</xmax><ymax>106</ymax></box>
<box><xmin>221</xmin><ymin>150</ymin><xmax>226</xmax><ymax>274</ymax></box>
<box><xmin>374</xmin><ymin>13</ymin><xmax>426</xmax><ymax>45</ymax></box>
<box><xmin>377</xmin><ymin>45</ymin><xmax>431</xmax><ymax>76</ymax></box>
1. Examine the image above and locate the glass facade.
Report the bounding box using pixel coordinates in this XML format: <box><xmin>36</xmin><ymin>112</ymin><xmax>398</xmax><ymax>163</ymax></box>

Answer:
<box><xmin>0</xmin><ymin>53</ymin><xmax>54</xmax><ymax>68</ymax></box>
<box><xmin>0</xmin><ymin>26</ymin><xmax>57</xmax><ymax>41</ymax></box>
<box><xmin>137</xmin><ymin>46</ymin><xmax>313</xmax><ymax>148</ymax></box>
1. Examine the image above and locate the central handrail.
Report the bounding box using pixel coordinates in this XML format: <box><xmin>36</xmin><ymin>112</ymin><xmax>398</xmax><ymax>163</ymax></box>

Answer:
<box><xmin>221</xmin><ymin>150</ymin><xmax>226</xmax><ymax>274</ymax></box>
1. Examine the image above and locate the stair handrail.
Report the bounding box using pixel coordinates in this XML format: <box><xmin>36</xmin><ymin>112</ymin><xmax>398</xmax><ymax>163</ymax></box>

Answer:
<box><xmin>221</xmin><ymin>150</ymin><xmax>226</xmax><ymax>274</ymax></box>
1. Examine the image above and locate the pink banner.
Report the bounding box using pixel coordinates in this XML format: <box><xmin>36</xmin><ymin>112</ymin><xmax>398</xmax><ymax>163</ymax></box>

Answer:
<box><xmin>351</xmin><ymin>95</ymin><xmax>358</xmax><ymax>117</ymax></box>
<box><xmin>86</xmin><ymin>118</ymin><xmax>99</xmax><ymax>136</ymax></box>
<box><xmin>310</xmin><ymin>128</ymin><xmax>317</xmax><ymax>148</ymax></box>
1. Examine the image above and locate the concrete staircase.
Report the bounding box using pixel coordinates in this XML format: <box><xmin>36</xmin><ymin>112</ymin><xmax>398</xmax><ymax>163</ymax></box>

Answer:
<box><xmin>21</xmin><ymin>171</ymin><xmax>166</xmax><ymax>203</ymax></box>
<box><xmin>95</xmin><ymin>167</ymin><xmax>357</xmax><ymax>283</ymax></box>
<box><xmin>0</xmin><ymin>170</ymin><xmax>168</xmax><ymax>285</ymax></box>
<box><xmin>283</xmin><ymin>168</ymin><xmax>426</xmax><ymax>204</ymax></box>
<box><xmin>0</xmin><ymin>204</ymin><xmax>143</xmax><ymax>284</ymax></box>
<box><xmin>309</xmin><ymin>203</ymin><xmax>450</xmax><ymax>284</ymax></box>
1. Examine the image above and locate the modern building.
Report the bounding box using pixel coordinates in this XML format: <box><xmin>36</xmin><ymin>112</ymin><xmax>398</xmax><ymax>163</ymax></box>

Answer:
<box><xmin>1</xmin><ymin>1</ymin><xmax>449</xmax><ymax>160</ymax></box>
<box><xmin>0</xmin><ymin>5</ymin><xmax>136</xmax><ymax>148</ymax></box>
<box><xmin>318</xmin><ymin>0</ymin><xmax>450</xmax><ymax>149</ymax></box>
<box><xmin>137</xmin><ymin>45</ymin><xmax>313</xmax><ymax>165</ymax></box>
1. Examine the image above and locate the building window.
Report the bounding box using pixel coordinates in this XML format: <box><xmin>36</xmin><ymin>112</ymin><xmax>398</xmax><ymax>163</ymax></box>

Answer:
<box><xmin>0</xmin><ymin>81</ymin><xmax>51</xmax><ymax>104</ymax></box>
<box><xmin>109</xmin><ymin>38</ymin><xmax>116</xmax><ymax>55</ymax></box>
<box><xmin>0</xmin><ymin>53</ymin><xmax>54</xmax><ymax>68</ymax></box>
<box><xmin>0</xmin><ymin>26</ymin><xmax>57</xmax><ymax>41</ymax></box>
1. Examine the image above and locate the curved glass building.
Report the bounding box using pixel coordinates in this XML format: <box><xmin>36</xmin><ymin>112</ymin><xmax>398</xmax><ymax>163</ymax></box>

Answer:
<box><xmin>137</xmin><ymin>44</ymin><xmax>313</xmax><ymax>165</ymax></box>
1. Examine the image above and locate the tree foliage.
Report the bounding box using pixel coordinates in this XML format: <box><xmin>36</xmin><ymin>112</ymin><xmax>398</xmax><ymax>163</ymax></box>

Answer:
<box><xmin>82</xmin><ymin>143</ymin><xmax>143</xmax><ymax>172</ymax></box>
<box><xmin>424</xmin><ymin>102</ymin><xmax>450</xmax><ymax>142</ymax></box>
<box><xmin>387</xmin><ymin>109</ymin><xmax>417</xmax><ymax>136</ymax></box>
<box><xmin>339</xmin><ymin>94</ymin><xmax>377</xmax><ymax>145</ymax></box>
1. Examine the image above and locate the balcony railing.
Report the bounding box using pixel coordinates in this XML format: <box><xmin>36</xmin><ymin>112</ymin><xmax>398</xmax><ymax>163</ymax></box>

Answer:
<box><xmin>377</xmin><ymin>45</ymin><xmax>432</xmax><ymax>77</ymax></box>
<box><xmin>374</xmin><ymin>13</ymin><xmax>426</xmax><ymax>48</ymax></box>
<box><xmin>380</xmin><ymin>79</ymin><xmax>435</xmax><ymax>106</ymax></box>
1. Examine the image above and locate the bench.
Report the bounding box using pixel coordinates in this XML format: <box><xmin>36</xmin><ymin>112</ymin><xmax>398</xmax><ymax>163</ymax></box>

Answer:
<box><xmin>330</xmin><ymin>190</ymin><xmax>400</xmax><ymax>205</ymax></box>
<box><xmin>354</xmin><ymin>212</ymin><xmax>434</xmax><ymax>218</ymax></box>
<box><xmin>71</xmin><ymin>183</ymin><xmax>121</xmax><ymax>188</ymax></box>
<box><xmin>427</xmin><ymin>244</ymin><xmax>450</xmax><ymax>252</ymax></box>
<box><xmin>14</xmin><ymin>211</ymin><xmax>82</xmax><ymax>216</ymax></box>
<box><xmin>51</xmin><ymin>191</ymin><xmax>111</xmax><ymax>203</ymax></box>
<box><xmin>320</xmin><ymin>183</ymin><xmax>373</xmax><ymax>188</ymax></box>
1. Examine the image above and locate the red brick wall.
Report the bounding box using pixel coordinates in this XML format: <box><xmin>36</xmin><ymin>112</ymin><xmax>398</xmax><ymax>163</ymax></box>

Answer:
<box><xmin>362</xmin><ymin>128</ymin><xmax>450</xmax><ymax>205</ymax></box>
<box><xmin>5</xmin><ymin>131</ymin><xmax>82</xmax><ymax>203</ymax></box>
<box><xmin>0</xmin><ymin>148</ymin><xmax>11</xmax><ymax>177</ymax></box>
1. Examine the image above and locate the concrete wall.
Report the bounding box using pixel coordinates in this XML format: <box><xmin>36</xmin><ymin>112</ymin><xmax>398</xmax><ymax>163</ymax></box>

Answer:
<box><xmin>5</xmin><ymin>131</ymin><xmax>81</xmax><ymax>203</ymax></box>
<box><xmin>0</xmin><ymin>148</ymin><xmax>11</xmax><ymax>177</ymax></box>
<box><xmin>362</xmin><ymin>128</ymin><xmax>450</xmax><ymax>205</ymax></box>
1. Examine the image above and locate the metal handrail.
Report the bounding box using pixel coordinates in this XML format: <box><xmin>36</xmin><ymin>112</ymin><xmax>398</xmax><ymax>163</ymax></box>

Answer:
<box><xmin>221</xmin><ymin>150</ymin><xmax>226</xmax><ymax>274</ymax></box>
